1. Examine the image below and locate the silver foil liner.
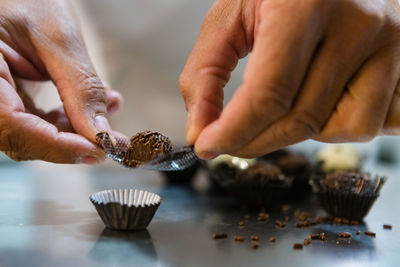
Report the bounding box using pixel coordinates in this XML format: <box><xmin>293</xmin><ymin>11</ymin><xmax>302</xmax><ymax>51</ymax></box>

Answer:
<box><xmin>90</xmin><ymin>189</ymin><xmax>161</xmax><ymax>231</ymax></box>
<box><xmin>95</xmin><ymin>132</ymin><xmax>198</xmax><ymax>171</ymax></box>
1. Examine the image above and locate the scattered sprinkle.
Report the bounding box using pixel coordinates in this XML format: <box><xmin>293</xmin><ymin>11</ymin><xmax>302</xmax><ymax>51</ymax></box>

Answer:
<box><xmin>364</xmin><ymin>231</ymin><xmax>376</xmax><ymax>237</ymax></box>
<box><xmin>251</xmin><ymin>242</ymin><xmax>259</xmax><ymax>249</ymax></box>
<box><xmin>304</xmin><ymin>238</ymin><xmax>311</xmax><ymax>246</ymax></box>
<box><xmin>293</xmin><ymin>243</ymin><xmax>303</xmax><ymax>250</ymax></box>
<box><xmin>383</xmin><ymin>224</ymin><xmax>392</xmax><ymax>230</ymax></box>
<box><xmin>338</xmin><ymin>232</ymin><xmax>352</xmax><ymax>238</ymax></box>
<box><xmin>213</xmin><ymin>233</ymin><xmax>228</xmax><ymax>239</ymax></box>
<box><xmin>250</xmin><ymin>235</ymin><xmax>259</xmax><ymax>241</ymax></box>
<box><xmin>234</xmin><ymin>235</ymin><xmax>245</xmax><ymax>242</ymax></box>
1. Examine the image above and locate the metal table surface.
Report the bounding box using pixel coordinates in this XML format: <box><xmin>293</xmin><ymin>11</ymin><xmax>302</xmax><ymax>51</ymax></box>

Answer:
<box><xmin>0</xmin><ymin>159</ymin><xmax>398</xmax><ymax>267</ymax></box>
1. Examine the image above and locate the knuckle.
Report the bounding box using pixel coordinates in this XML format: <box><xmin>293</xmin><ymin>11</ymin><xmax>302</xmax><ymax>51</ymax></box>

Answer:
<box><xmin>5</xmin><ymin>151</ymin><xmax>22</xmax><ymax>162</ymax></box>
<box><xmin>260</xmin><ymin>0</ymin><xmax>322</xmax><ymax>17</ymax></box>
<box><xmin>49</xmin><ymin>26</ymin><xmax>81</xmax><ymax>48</ymax></box>
<box><xmin>78</xmin><ymin>73</ymin><xmax>107</xmax><ymax>111</ymax></box>
<box><xmin>178</xmin><ymin>73</ymin><xmax>191</xmax><ymax>97</ymax></box>
<box><xmin>0</xmin><ymin>125</ymin><xmax>19</xmax><ymax>153</ymax></box>
<box><xmin>288</xmin><ymin>110</ymin><xmax>322</xmax><ymax>138</ymax></box>
<box><xmin>250</xmin><ymin>84</ymin><xmax>291</xmax><ymax>121</ymax></box>
<box><xmin>0</xmin><ymin>127</ymin><xmax>31</xmax><ymax>161</ymax></box>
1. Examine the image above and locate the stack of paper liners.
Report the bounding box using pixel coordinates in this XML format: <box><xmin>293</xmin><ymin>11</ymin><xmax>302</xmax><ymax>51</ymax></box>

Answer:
<box><xmin>90</xmin><ymin>189</ymin><xmax>161</xmax><ymax>230</ymax></box>
<box><xmin>310</xmin><ymin>172</ymin><xmax>386</xmax><ymax>221</ymax></box>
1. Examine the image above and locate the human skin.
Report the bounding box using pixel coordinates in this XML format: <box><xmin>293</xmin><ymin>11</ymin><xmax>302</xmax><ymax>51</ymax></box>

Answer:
<box><xmin>180</xmin><ymin>0</ymin><xmax>400</xmax><ymax>159</ymax></box>
<box><xmin>0</xmin><ymin>0</ymin><xmax>122</xmax><ymax>164</ymax></box>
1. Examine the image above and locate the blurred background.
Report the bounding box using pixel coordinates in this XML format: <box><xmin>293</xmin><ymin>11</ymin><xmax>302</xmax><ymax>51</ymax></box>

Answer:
<box><xmin>81</xmin><ymin>0</ymin><xmax>246</xmax><ymax>144</ymax></box>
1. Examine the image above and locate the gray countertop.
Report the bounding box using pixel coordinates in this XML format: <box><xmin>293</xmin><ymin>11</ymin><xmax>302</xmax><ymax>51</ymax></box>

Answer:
<box><xmin>0</xmin><ymin>160</ymin><xmax>399</xmax><ymax>267</ymax></box>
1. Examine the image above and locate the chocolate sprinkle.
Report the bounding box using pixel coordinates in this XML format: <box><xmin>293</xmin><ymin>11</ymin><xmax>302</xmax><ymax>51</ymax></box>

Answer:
<box><xmin>383</xmin><ymin>224</ymin><xmax>392</xmax><ymax>230</ymax></box>
<box><xmin>257</xmin><ymin>213</ymin><xmax>269</xmax><ymax>221</ymax></box>
<box><xmin>293</xmin><ymin>243</ymin><xmax>304</xmax><ymax>250</ymax></box>
<box><xmin>250</xmin><ymin>235</ymin><xmax>259</xmax><ymax>241</ymax></box>
<box><xmin>275</xmin><ymin>220</ymin><xmax>286</xmax><ymax>228</ymax></box>
<box><xmin>234</xmin><ymin>235</ymin><xmax>245</xmax><ymax>242</ymax></box>
<box><xmin>365</xmin><ymin>231</ymin><xmax>376</xmax><ymax>237</ymax></box>
<box><xmin>269</xmin><ymin>237</ymin><xmax>276</xmax><ymax>243</ymax></box>
<box><xmin>213</xmin><ymin>233</ymin><xmax>228</xmax><ymax>239</ymax></box>
<box><xmin>338</xmin><ymin>232</ymin><xmax>352</xmax><ymax>238</ymax></box>
<box><xmin>308</xmin><ymin>233</ymin><xmax>326</xmax><ymax>241</ymax></box>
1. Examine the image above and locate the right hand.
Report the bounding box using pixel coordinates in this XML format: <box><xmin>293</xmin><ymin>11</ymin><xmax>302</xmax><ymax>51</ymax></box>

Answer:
<box><xmin>0</xmin><ymin>0</ymin><xmax>122</xmax><ymax>164</ymax></box>
<box><xmin>180</xmin><ymin>0</ymin><xmax>400</xmax><ymax>159</ymax></box>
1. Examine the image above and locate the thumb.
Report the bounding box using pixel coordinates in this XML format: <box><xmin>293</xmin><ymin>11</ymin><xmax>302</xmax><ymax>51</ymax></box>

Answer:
<box><xmin>179</xmin><ymin>0</ymin><xmax>255</xmax><ymax>146</ymax></box>
<box><xmin>31</xmin><ymin>18</ymin><xmax>111</xmax><ymax>143</ymax></box>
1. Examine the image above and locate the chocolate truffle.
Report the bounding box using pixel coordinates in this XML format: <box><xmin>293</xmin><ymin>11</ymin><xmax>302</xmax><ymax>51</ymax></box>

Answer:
<box><xmin>122</xmin><ymin>131</ymin><xmax>172</xmax><ymax>168</ymax></box>
<box><xmin>231</xmin><ymin>163</ymin><xmax>293</xmax><ymax>209</ymax></box>
<box><xmin>207</xmin><ymin>155</ymin><xmax>255</xmax><ymax>190</ymax></box>
<box><xmin>236</xmin><ymin>163</ymin><xmax>284</xmax><ymax>185</ymax></box>
<box><xmin>276</xmin><ymin>154</ymin><xmax>313</xmax><ymax>198</ymax></box>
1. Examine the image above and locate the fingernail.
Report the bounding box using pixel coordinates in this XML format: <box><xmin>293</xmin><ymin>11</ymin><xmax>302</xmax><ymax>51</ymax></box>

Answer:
<box><xmin>198</xmin><ymin>150</ymin><xmax>219</xmax><ymax>160</ymax></box>
<box><xmin>94</xmin><ymin>115</ymin><xmax>112</xmax><ymax>133</ymax></box>
<box><xmin>81</xmin><ymin>156</ymin><xmax>100</xmax><ymax>165</ymax></box>
<box><xmin>107</xmin><ymin>103</ymin><xmax>119</xmax><ymax>115</ymax></box>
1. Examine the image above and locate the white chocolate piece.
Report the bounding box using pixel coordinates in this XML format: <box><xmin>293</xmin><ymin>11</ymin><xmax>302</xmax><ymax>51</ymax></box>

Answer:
<box><xmin>208</xmin><ymin>155</ymin><xmax>255</xmax><ymax>170</ymax></box>
<box><xmin>316</xmin><ymin>144</ymin><xmax>361</xmax><ymax>172</ymax></box>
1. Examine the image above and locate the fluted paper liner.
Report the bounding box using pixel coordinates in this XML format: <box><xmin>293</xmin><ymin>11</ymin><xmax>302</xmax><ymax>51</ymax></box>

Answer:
<box><xmin>90</xmin><ymin>189</ymin><xmax>161</xmax><ymax>231</ymax></box>
<box><xmin>310</xmin><ymin>173</ymin><xmax>386</xmax><ymax>221</ymax></box>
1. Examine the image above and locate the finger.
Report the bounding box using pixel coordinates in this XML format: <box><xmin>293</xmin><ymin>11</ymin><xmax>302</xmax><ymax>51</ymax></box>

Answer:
<box><xmin>0</xmin><ymin>52</ymin><xmax>16</xmax><ymax>88</ymax></box>
<box><xmin>0</xmin><ymin>78</ymin><xmax>104</xmax><ymax>164</ymax></box>
<box><xmin>30</xmin><ymin>5</ymin><xmax>112</xmax><ymax>143</ymax></box>
<box><xmin>18</xmin><ymin>84</ymin><xmax>121</xmax><ymax>133</ymax></box>
<box><xmin>179</xmin><ymin>0</ymin><xmax>256</xmax><ymax>145</ymax></box>
<box><xmin>41</xmin><ymin>107</ymin><xmax>75</xmax><ymax>133</ymax></box>
<box><xmin>194</xmin><ymin>0</ymin><xmax>328</xmax><ymax>158</ymax></box>
<box><xmin>224</xmin><ymin>10</ymin><xmax>382</xmax><ymax>157</ymax></box>
<box><xmin>39</xmin><ymin>86</ymin><xmax>122</xmax><ymax>132</ymax></box>
<box><xmin>317</xmin><ymin>49</ymin><xmax>399</xmax><ymax>142</ymax></box>
<box><xmin>103</xmin><ymin>82</ymin><xmax>123</xmax><ymax>115</ymax></box>
<box><xmin>0</xmin><ymin>41</ymin><xmax>48</xmax><ymax>81</ymax></box>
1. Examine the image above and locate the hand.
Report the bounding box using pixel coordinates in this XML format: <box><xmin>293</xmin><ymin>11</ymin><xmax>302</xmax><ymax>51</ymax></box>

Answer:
<box><xmin>180</xmin><ymin>0</ymin><xmax>400</xmax><ymax>159</ymax></box>
<box><xmin>0</xmin><ymin>0</ymin><xmax>122</xmax><ymax>163</ymax></box>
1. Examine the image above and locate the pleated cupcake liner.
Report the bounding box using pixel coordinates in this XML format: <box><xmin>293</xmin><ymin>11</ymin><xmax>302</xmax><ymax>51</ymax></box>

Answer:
<box><xmin>90</xmin><ymin>189</ymin><xmax>161</xmax><ymax>231</ymax></box>
<box><xmin>316</xmin><ymin>192</ymin><xmax>378</xmax><ymax>221</ymax></box>
<box><xmin>310</xmin><ymin>174</ymin><xmax>386</xmax><ymax>221</ymax></box>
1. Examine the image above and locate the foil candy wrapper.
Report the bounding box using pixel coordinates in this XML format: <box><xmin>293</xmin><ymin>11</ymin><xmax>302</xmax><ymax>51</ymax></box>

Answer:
<box><xmin>96</xmin><ymin>132</ymin><xmax>198</xmax><ymax>171</ymax></box>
